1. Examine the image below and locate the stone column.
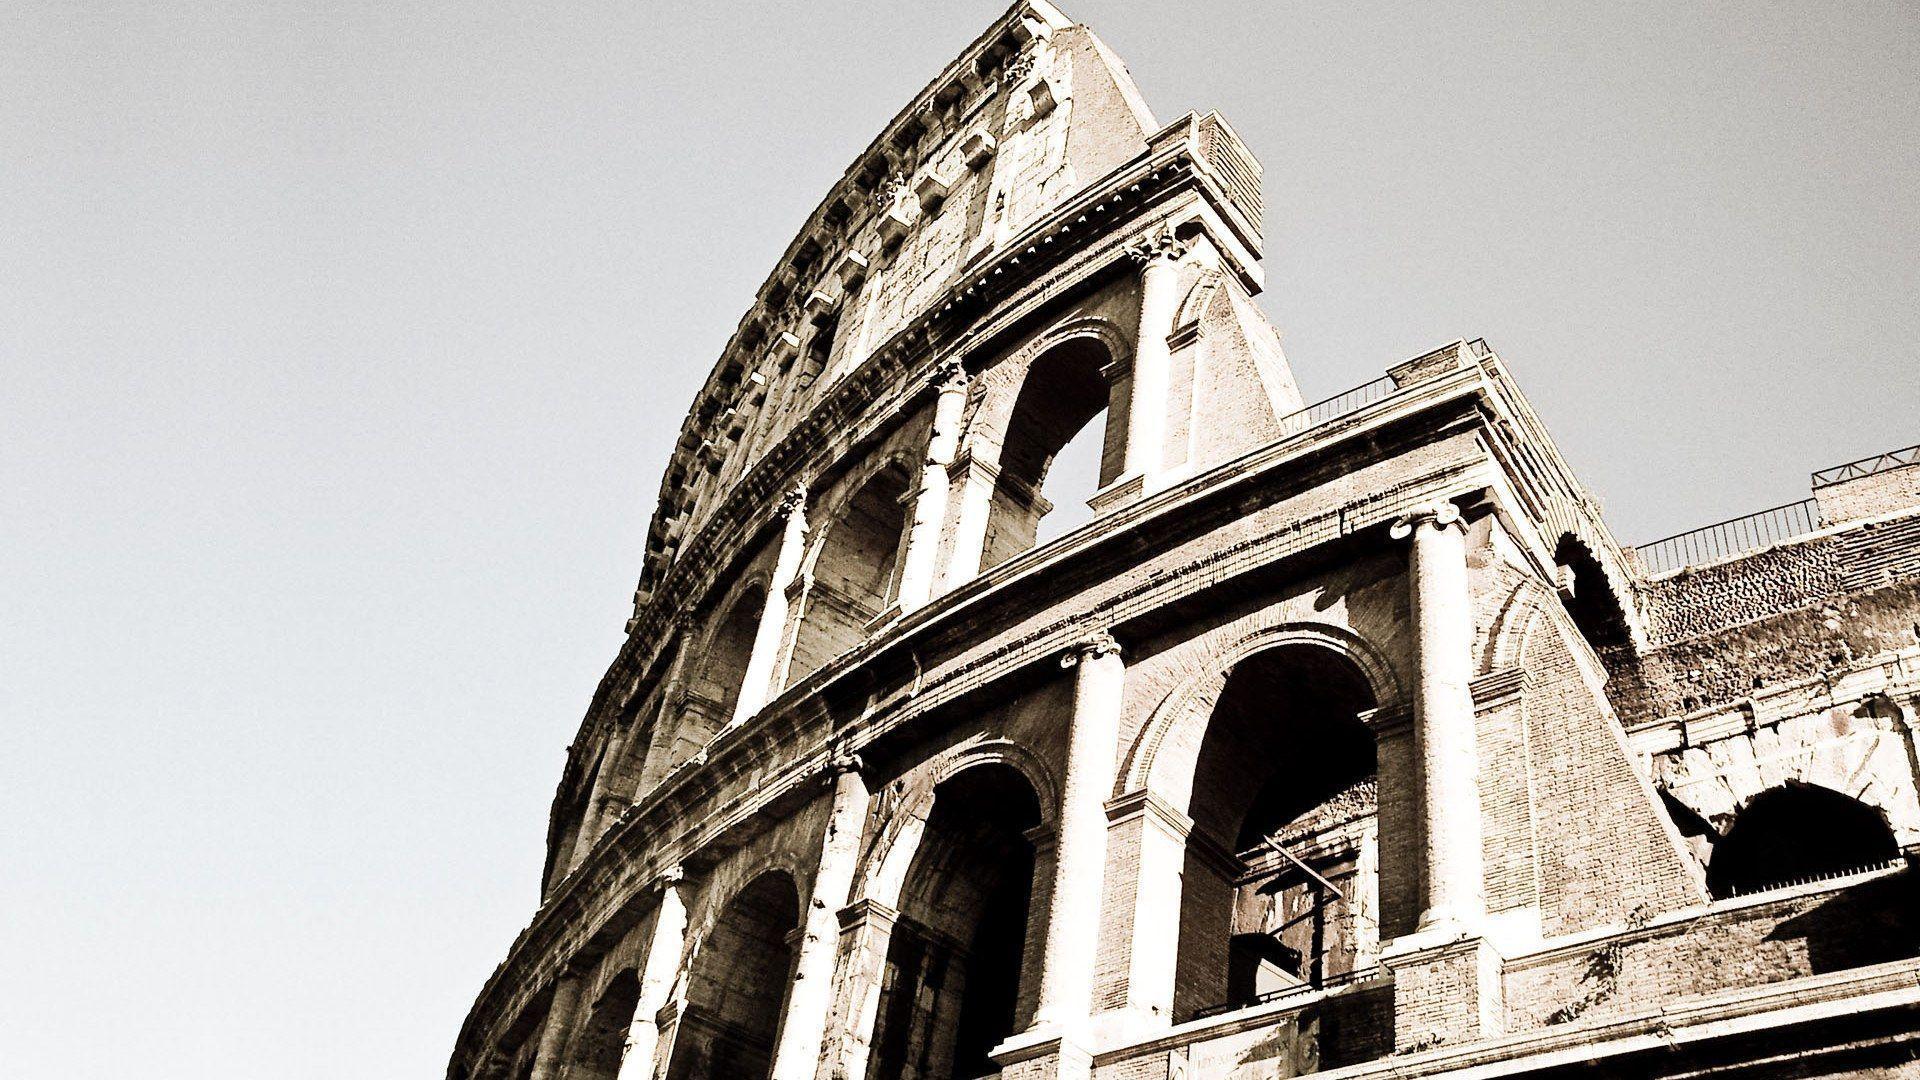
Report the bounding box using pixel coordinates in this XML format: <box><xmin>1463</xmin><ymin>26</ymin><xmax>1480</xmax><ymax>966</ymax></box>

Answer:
<box><xmin>896</xmin><ymin>361</ymin><xmax>969</xmax><ymax>613</ymax></box>
<box><xmin>1390</xmin><ymin>502</ymin><xmax>1485</xmax><ymax>932</ymax></box>
<box><xmin>528</xmin><ymin>968</ymin><xmax>585</xmax><ymax>1080</ymax></box>
<box><xmin>998</xmin><ymin>632</ymin><xmax>1124</xmax><ymax>1079</ymax></box>
<box><xmin>770</xmin><ymin>754</ymin><xmax>871</xmax><ymax>1080</ymax></box>
<box><xmin>824</xmin><ymin>897</ymin><xmax>901</xmax><ymax>1080</ymax></box>
<box><xmin>1121</xmin><ymin>228</ymin><xmax>1188</xmax><ymax>493</ymax></box>
<box><xmin>616</xmin><ymin>867</ymin><xmax>691</xmax><ymax>1080</ymax></box>
<box><xmin>734</xmin><ymin>485</ymin><xmax>809</xmax><ymax>725</ymax></box>
<box><xmin>1099</xmin><ymin>789</ymin><xmax>1192</xmax><ymax>1031</ymax></box>
<box><xmin>940</xmin><ymin>452</ymin><xmax>999</xmax><ymax>593</ymax></box>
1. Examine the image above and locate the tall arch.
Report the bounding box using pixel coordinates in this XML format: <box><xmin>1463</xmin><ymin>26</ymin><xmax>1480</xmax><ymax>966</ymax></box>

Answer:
<box><xmin>1553</xmin><ymin>533</ymin><xmax>1633</xmax><ymax>655</ymax></box>
<box><xmin>974</xmin><ymin>324</ymin><xmax>1128</xmax><ymax>570</ymax></box>
<box><xmin>565</xmin><ymin>970</ymin><xmax>641</xmax><ymax>1080</ymax></box>
<box><xmin>863</xmin><ymin>762</ymin><xmax>1045</xmax><ymax>1080</ymax></box>
<box><xmin>788</xmin><ymin>460</ymin><xmax>915</xmax><ymax>683</ymax></box>
<box><xmin>663</xmin><ymin>870</ymin><xmax>801</xmax><ymax>1080</ymax></box>
<box><xmin>646</xmin><ymin>581</ymin><xmax>766</xmax><ymax>785</ymax></box>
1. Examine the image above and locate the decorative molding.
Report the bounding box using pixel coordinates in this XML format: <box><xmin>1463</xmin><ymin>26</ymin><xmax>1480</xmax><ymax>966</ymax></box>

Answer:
<box><xmin>1390</xmin><ymin>500</ymin><xmax>1464</xmax><ymax>539</ymax></box>
<box><xmin>1470</xmin><ymin>667</ymin><xmax>1531</xmax><ymax>709</ymax></box>
<box><xmin>1060</xmin><ymin>629</ymin><xmax>1123</xmax><ymax>668</ymax></box>
<box><xmin>1125</xmin><ymin>225</ymin><xmax>1189</xmax><ymax>267</ymax></box>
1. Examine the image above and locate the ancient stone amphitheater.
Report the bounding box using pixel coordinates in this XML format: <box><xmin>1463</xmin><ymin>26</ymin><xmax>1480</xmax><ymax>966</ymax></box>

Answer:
<box><xmin>450</xmin><ymin>5</ymin><xmax>1920</xmax><ymax>1078</ymax></box>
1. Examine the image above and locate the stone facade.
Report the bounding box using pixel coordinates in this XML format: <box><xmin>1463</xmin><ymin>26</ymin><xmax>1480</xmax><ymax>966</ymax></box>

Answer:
<box><xmin>448</xmin><ymin>5</ymin><xmax>1920</xmax><ymax>1079</ymax></box>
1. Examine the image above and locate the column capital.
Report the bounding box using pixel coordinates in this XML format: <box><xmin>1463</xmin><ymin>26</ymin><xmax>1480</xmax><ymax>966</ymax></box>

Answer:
<box><xmin>777</xmin><ymin>483</ymin><xmax>809</xmax><ymax>519</ymax></box>
<box><xmin>827</xmin><ymin>749</ymin><xmax>865</xmax><ymax>777</ymax></box>
<box><xmin>930</xmin><ymin>358</ymin><xmax>968</xmax><ymax>395</ymax></box>
<box><xmin>1060</xmin><ymin>629</ymin><xmax>1123</xmax><ymax>668</ymax></box>
<box><xmin>651</xmin><ymin>864</ymin><xmax>688</xmax><ymax>893</ymax></box>
<box><xmin>1126</xmin><ymin>225</ymin><xmax>1189</xmax><ymax>267</ymax></box>
<box><xmin>1389</xmin><ymin>501</ymin><xmax>1464</xmax><ymax>539</ymax></box>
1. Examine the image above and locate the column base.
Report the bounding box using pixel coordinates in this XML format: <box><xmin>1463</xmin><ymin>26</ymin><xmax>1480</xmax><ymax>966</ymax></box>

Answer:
<box><xmin>1087</xmin><ymin>473</ymin><xmax>1145</xmax><ymax>516</ymax></box>
<box><xmin>1380</xmin><ymin>929</ymin><xmax>1505</xmax><ymax>1054</ymax></box>
<box><xmin>990</xmin><ymin>1027</ymin><xmax>1094</xmax><ymax>1080</ymax></box>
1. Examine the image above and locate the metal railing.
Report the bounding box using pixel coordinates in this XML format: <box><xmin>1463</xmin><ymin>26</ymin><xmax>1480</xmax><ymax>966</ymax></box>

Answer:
<box><xmin>1811</xmin><ymin>443</ymin><xmax>1920</xmax><ymax>488</ymax></box>
<box><xmin>1725</xmin><ymin>856</ymin><xmax>1904</xmax><ymax>899</ymax></box>
<box><xmin>1188</xmin><ymin>963</ymin><xmax>1386</xmax><ymax>1022</ymax></box>
<box><xmin>1275</xmin><ymin>375</ymin><xmax>1400</xmax><ymax>440</ymax></box>
<box><xmin>1632</xmin><ymin>498</ymin><xmax>1821</xmax><ymax>575</ymax></box>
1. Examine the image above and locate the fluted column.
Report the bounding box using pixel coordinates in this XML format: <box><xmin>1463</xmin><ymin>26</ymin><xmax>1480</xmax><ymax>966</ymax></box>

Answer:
<box><xmin>1121</xmin><ymin>228</ymin><xmax>1187</xmax><ymax>492</ymax></box>
<box><xmin>615</xmin><ymin>867</ymin><xmax>691</xmax><ymax>1080</ymax></box>
<box><xmin>896</xmin><ymin>361</ymin><xmax>969</xmax><ymax>613</ymax></box>
<box><xmin>1390</xmin><ymin>502</ymin><xmax>1485</xmax><ymax>932</ymax></box>
<box><xmin>734</xmin><ymin>485</ymin><xmax>809</xmax><ymax>725</ymax></box>
<box><xmin>770</xmin><ymin>754</ymin><xmax>871</xmax><ymax>1080</ymax></box>
<box><xmin>528</xmin><ymin>968</ymin><xmax>585</xmax><ymax>1080</ymax></box>
<box><xmin>1033</xmin><ymin>631</ymin><xmax>1125</xmax><ymax>1034</ymax></box>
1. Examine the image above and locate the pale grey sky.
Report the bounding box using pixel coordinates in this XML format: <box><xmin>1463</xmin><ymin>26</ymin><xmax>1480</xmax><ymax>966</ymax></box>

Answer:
<box><xmin>4</xmin><ymin>2</ymin><xmax>1916</xmax><ymax>1077</ymax></box>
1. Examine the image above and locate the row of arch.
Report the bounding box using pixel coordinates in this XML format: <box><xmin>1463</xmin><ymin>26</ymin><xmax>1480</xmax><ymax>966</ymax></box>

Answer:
<box><xmin>524</xmin><ymin>619</ymin><xmax>1909</xmax><ymax>1080</ymax></box>
<box><xmin>549</xmin><ymin>325</ymin><xmax>1140</xmax><ymax>888</ymax></box>
<box><xmin>525</xmin><ymin>635</ymin><xmax>1394</xmax><ymax>1080</ymax></box>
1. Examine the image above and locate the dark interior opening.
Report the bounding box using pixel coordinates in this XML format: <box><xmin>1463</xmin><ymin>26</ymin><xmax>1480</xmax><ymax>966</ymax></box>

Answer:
<box><xmin>1707</xmin><ymin>781</ymin><xmax>1899</xmax><ymax>899</ymax></box>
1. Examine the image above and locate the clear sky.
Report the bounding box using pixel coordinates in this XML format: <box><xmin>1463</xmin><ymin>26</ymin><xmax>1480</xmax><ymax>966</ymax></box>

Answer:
<box><xmin>4</xmin><ymin>2</ymin><xmax>1916</xmax><ymax>1077</ymax></box>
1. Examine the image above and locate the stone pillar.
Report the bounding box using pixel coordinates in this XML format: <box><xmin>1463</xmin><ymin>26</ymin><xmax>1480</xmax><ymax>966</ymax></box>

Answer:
<box><xmin>997</xmin><ymin>632</ymin><xmax>1124</xmax><ymax>1079</ymax></box>
<box><xmin>896</xmin><ymin>361</ymin><xmax>969</xmax><ymax>613</ymax></box>
<box><xmin>734</xmin><ymin>485</ymin><xmax>809</xmax><ymax>725</ymax></box>
<box><xmin>770</xmin><ymin>755</ymin><xmax>871</xmax><ymax>1080</ymax></box>
<box><xmin>528</xmin><ymin>968</ymin><xmax>585</xmax><ymax>1080</ymax></box>
<box><xmin>1390</xmin><ymin>502</ymin><xmax>1485</xmax><ymax>932</ymax></box>
<box><xmin>616</xmin><ymin>867</ymin><xmax>691</xmax><ymax>1080</ymax></box>
<box><xmin>1382</xmin><ymin>503</ymin><xmax>1503</xmax><ymax>1049</ymax></box>
<box><xmin>940</xmin><ymin>452</ymin><xmax>999</xmax><ymax>592</ymax></box>
<box><xmin>825</xmin><ymin>897</ymin><xmax>901</xmax><ymax>1080</ymax></box>
<box><xmin>1121</xmin><ymin>228</ymin><xmax>1188</xmax><ymax>493</ymax></box>
<box><xmin>1099</xmin><ymin>789</ymin><xmax>1192</xmax><ymax>1031</ymax></box>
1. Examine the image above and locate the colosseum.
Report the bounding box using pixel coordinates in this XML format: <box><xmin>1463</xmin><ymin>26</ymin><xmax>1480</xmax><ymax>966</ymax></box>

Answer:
<box><xmin>449</xmin><ymin>5</ymin><xmax>1920</xmax><ymax>1078</ymax></box>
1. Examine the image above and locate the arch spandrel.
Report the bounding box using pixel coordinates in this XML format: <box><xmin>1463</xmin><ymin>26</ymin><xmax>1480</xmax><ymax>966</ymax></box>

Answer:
<box><xmin>1656</xmin><ymin>695</ymin><xmax>1920</xmax><ymax>848</ymax></box>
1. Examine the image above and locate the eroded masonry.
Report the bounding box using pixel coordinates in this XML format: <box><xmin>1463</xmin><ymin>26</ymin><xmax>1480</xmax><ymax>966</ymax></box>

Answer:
<box><xmin>449</xmin><ymin>5</ymin><xmax>1920</xmax><ymax>1078</ymax></box>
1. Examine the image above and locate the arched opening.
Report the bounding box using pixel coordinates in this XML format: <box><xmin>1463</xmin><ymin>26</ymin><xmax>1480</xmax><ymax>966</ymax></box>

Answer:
<box><xmin>868</xmin><ymin>764</ymin><xmax>1043</xmax><ymax>1080</ymax></box>
<box><xmin>567</xmin><ymin>970</ymin><xmax>641</xmax><ymax>1080</ymax></box>
<box><xmin>982</xmin><ymin>339</ymin><xmax>1118</xmax><ymax>571</ymax></box>
<box><xmin>1707</xmin><ymin>782</ymin><xmax>1899</xmax><ymax>899</ymax></box>
<box><xmin>789</xmin><ymin>463</ymin><xmax>914</xmax><ymax>682</ymax></box>
<box><xmin>1553</xmin><ymin>535</ymin><xmax>1631</xmax><ymax>653</ymax></box>
<box><xmin>664</xmin><ymin>871</ymin><xmax>801</xmax><ymax>1080</ymax></box>
<box><xmin>684</xmin><ymin>583</ymin><xmax>765</xmax><ymax>739</ymax></box>
<box><xmin>1174</xmin><ymin>645</ymin><xmax>1381</xmax><ymax>1020</ymax></box>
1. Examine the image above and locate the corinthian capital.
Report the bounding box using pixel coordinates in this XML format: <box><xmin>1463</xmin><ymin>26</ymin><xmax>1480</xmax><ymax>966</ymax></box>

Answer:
<box><xmin>1126</xmin><ymin>226</ymin><xmax>1189</xmax><ymax>267</ymax></box>
<box><xmin>931</xmin><ymin>358</ymin><xmax>968</xmax><ymax>395</ymax></box>
<box><xmin>777</xmin><ymin>484</ymin><xmax>809</xmax><ymax>518</ymax></box>
<box><xmin>1389</xmin><ymin>501</ymin><xmax>1464</xmax><ymax>539</ymax></box>
<box><xmin>1060</xmin><ymin>629</ymin><xmax>1123</xmax><ymax>668</ymax></box>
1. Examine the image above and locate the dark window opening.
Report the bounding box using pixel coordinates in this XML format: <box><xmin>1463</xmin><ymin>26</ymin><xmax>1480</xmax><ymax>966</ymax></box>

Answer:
<box><xmin>1178</xmin><ymin>645</ymin><xmax>1380</xmax><ymax>1020</ymax></box>
<box><xmin>663</xmin><ymin>872</ymin><xmax>799</xmax><ymax>1080</ymax></box>
<box><xmin>1707</xmin><ymin>781</ymin><xmax>1899</xmax><ymax>899</ymax></box>
<box><xmin>868</xmin><ymin>765</ymin><xmax>1041</xmax><ymax>1079</ymax></box>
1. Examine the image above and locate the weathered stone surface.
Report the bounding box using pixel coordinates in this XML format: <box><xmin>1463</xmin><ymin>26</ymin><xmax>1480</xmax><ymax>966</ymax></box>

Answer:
<box><xmin>447</xmin><ymin>6</ymin><xmax>1920</xmax><ymax>1080</ymax></box>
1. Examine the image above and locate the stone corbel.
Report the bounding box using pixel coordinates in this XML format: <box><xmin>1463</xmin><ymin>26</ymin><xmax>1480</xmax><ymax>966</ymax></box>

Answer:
<box><xmin>914</xmin><ymin>172</ymin><xmax>951</xmax><ymax>214</ymax></box>
<box><xmin>1025</xmin><ymin>78</ymin><xmax>1059</xmax><ymax>119</ymax></box>
<box><xmin>961</xmin><ymin>130</ymin><xmax>997</xmax><ymax>169</ymax></box>
<box><xmin>768</xmin><ymin>329</ymin><xmax>802</xmax><ymax>367</ymax></box>
<box><xmin>831</xmin><ymin>249</ymin><xmax>869</xmax><ymax>290</ymax></box>
<box><xmin>804</xmin><ymin>288</ymin><xmax>841</xmax><ymax>318</ymax></box>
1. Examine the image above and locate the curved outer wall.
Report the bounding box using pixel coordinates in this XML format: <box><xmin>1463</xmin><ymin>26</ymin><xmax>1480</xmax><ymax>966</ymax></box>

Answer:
<box><xmin>453</xmin><ymin>6</ymin><xmax>1920</xmax><ymax>1080</ymax></box>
